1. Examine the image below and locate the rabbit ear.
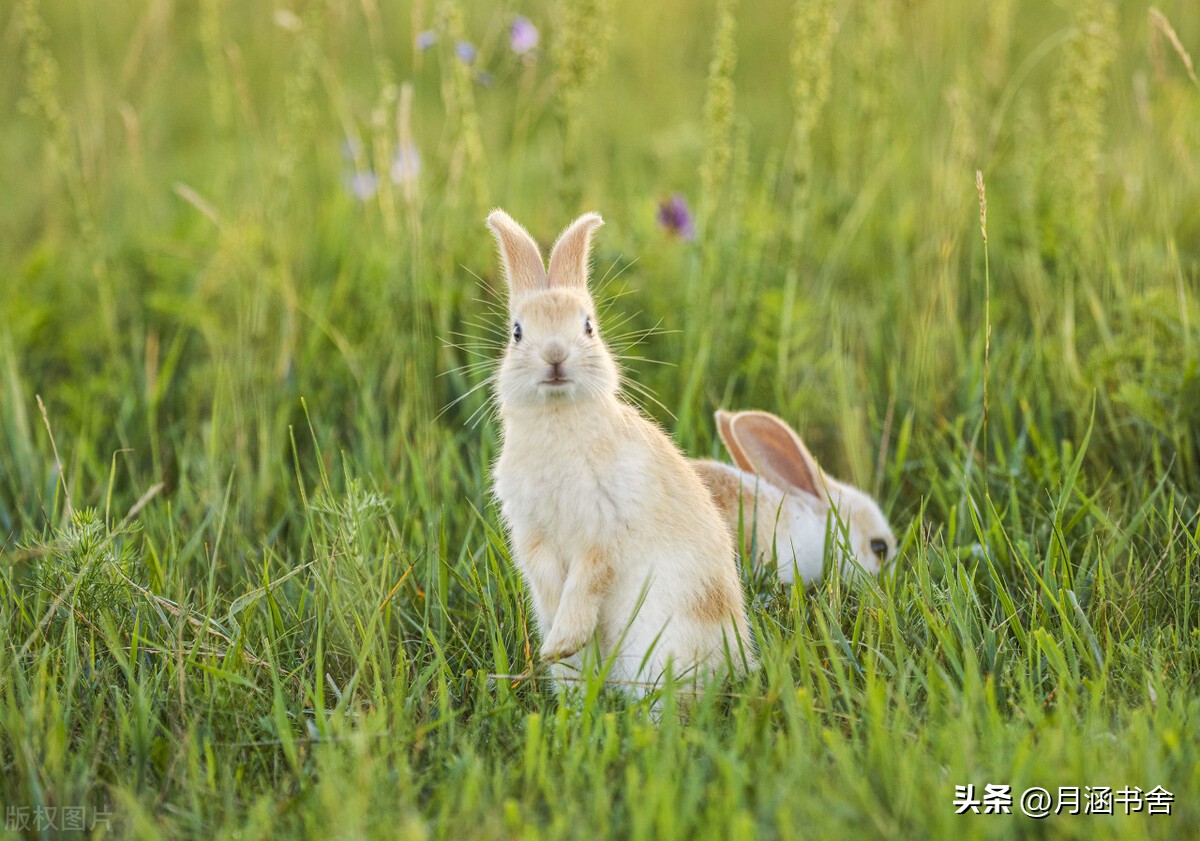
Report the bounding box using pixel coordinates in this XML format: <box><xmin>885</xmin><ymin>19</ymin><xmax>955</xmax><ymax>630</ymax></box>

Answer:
<box><xmin>715</xmin><ymin>409</ymin><xmax>755</xmax><ymax>474</ymax></box>
<box><xmin>547</xmin><ymin>212</ymin><xmax>603</xmax><ymax>290</ymax></box>
<box><xmin>487</xmin><ymin>209</ymin><xmax>547</xmax><ymax>299</ymax></box>
<box><xmin>728</xmin><ymin>411</ymin><xmax>823</xmax><ymax>498</ymax></box>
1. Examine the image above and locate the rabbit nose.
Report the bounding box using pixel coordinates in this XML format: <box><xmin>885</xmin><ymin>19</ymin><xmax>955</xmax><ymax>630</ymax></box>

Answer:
<box><xmin>541</xmin><ymin>341</ymin><xmax>568</xmax><ymax>366</ymax></box>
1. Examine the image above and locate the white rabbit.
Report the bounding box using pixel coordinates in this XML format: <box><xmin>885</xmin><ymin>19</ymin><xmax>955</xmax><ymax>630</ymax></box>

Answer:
<box><xmin>486</xmin><ymin>210</ymin><xmax>755</xmax><ymax>694</ymax></box>
<box><xmin>691</xmin><ymin>409</ymin><xmax>896</xmax><ymax>587</ymax></box>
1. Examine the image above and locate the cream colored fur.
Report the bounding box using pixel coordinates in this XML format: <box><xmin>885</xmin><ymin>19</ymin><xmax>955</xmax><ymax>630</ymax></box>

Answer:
<box><xmin>691</xmin><ymin>409</ymin><xmax>896</xmax><ymax>587</ymax></box>
<box><xmin>486</xmin><ymin>210</ymin><xmax>754</xmax><ymax>694</ymax></box>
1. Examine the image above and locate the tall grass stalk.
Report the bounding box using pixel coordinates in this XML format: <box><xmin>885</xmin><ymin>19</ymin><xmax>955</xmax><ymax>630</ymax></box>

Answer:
<box><xmin>976</xmin><ymin>170</ymin><xmax>991</xmax><ymax>509</ymax></box>
<box><xmin>19</xmin><ymin>0</ymin><xmax>117</xmax><ymax>353</ymax></box>
<box><xmin>440</xmin><ymin>1</ymin><xmax>487</xmax><ymax>214</ymax></box>
<box><xmin>1046</xmin><ymin>0</ymin><xmax>1118</xmax><ymax>264</ymax></box>
<box><xmin>552</xmin><ymin>0</ymin><xmax>612</xmax><ymax>206</ymax></box>
<box><xmin>698</xmin><ymin>0</ymin><xmax>738</xmax><ymax>234</ymax></box>
<box><xmin>776</xmin><ymin>0</ymin><xmax>836</xmax><ymax>391</ymax></box>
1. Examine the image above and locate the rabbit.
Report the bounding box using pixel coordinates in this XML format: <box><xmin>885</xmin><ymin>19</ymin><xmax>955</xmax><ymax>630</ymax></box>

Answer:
<box><xmin>690</xmin><ymin>409</ymin><xmax>896</xmax><ymax>587</ymax></box>
<box><xmin>485</xmin><ymin>209</ymin><xmax>755</xmax><ymax>695</ymax></box>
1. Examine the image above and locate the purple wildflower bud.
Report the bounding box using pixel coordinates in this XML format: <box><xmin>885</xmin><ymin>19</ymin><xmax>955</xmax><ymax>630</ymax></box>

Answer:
<box><xmin>391</xmin><ymin>142</ymin><xmax>421</xmax><ymax>186</ymax></box>
<box><xmin>346</xmin><ymin>170</ymin><xmax>379</xmax><ymax>202</ymax></box>
<box><xmin>415</xmin><ymin>30</ymin><xmax>437</xmax><ymax>51</ymax></box>
<box><xmin>455</xmin><ymin>41</ymin><xmax>476</xmax><ymax>63</ymax></box>
<box><xmin>657</xmin><ymin>194</ymin><xmax>695</xmax><ymax>241</ymax></box>
<box><xmin>510</xmin><ymin>16</ymin><xmax>539</xmax><ymax>55</ymax></box>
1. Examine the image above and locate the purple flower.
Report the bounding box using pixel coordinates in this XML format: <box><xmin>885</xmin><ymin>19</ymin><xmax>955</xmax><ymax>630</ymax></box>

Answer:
<box><xmin>415</xmin><ymin>30</ymin><xmax>437</xmax><ymax>50</ymax></box>
<box><xmin>391</xmin><ymin>142</ymin><xmax>420</xmax><ymax>186</ymax></box>
<box><xmin>346</xmin><ymin>170</ymin><xmax>379</xmax><ymax>202</ymax></box>
<box><xmin>510</xmin><ymin>16</ymin><xmax>539</xmax><ymax>54</ymax></box>
<box><xmin>657</xmin><ymin>194</ymin><xmax>695</xmax><ymax>241</ymax></box>
<box><xmin>455</xmin><ymin>41</ymin><xmax>476</xmax><ymax>63</ymax></box>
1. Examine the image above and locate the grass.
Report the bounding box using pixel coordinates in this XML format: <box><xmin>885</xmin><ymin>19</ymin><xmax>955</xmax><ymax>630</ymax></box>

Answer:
<box><xmin>2</xmin><ymin>0</ymin><xmax>1199</xmax><ymax>838</ymax></box>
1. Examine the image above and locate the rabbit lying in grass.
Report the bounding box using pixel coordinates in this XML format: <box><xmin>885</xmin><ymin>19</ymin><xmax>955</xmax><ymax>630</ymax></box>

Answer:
<box><xmin>691</xmin><ymin>409</ymin><xmax>896</xmax><ymax>587</ymax></box>
<box><xmin>486</xmin><ymin>210</ymin><xmax>755</xmax><ymax>694</ymax></box>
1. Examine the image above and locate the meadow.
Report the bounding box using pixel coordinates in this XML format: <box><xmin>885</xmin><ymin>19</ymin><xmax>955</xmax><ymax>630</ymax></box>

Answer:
<box><xmin>2</xmin><ymin>0</ymin><xmax>1199</xmax><ymax>837</ymax></box>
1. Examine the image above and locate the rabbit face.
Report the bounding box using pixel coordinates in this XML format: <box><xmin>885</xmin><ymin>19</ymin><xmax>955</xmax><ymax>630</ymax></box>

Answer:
<box><xmin>487</xmin><ymin>210</ymin><xmax>618</xmax><ymax>408</ymax></box>
<box><xmin>497</xmin><ymin>289</ymin><xmax>620</xmax><ymax>406</ymax></box>
<box><xmin>824</xmin><ymin>482</ymin><xmax>896</xmax><ymax>577</ymax></box>
<box><xmin>763</xmin><ymin>484</ymin><xmax>894</xmax><ymax>584</ymax></box>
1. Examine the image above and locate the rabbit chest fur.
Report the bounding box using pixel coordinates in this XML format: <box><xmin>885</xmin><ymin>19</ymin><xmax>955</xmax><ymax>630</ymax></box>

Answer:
<box><xmin>495</xmin><ymin>401</ymin><xmax>753</xmax><ymax>688</ymax></box>
<box><xmin>495</xmin><ymin>403</ymin><xmax>648</xmax><ymax>551</ymax></box>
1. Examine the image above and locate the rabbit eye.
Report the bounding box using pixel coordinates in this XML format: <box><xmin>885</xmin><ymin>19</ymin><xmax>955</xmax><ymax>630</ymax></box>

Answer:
<box><xmin>584</xmin><ymin>316</ymin><xmax>594</xmax><ymax>337</ymax></box>
<box><xmin>870</xmin><ymin>539</ymin><xmax>888</xmax><ymax>561</ymax></box>
<box><xmin>513</xmin><ymin>322</ymin><xmax>523</xmax><ymax>343</ymax></box>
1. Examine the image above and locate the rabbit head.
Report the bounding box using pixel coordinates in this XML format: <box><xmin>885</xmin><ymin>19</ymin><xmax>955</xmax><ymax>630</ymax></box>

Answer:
<box><xmin>487</xmin><ymin>210</ymin><xmax>620</xmax><ymax>407</ymax></box>
<box><xmin>716</xmin><ymin>409</ymin><xmax>896</xmax><ymax>581</ymax></box>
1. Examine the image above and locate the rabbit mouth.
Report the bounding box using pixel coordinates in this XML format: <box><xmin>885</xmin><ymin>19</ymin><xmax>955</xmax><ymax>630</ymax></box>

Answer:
<box><xmin>540</xmin><ymin>363</ymin><xmax>572</xmax><ymax>388</ymax></box>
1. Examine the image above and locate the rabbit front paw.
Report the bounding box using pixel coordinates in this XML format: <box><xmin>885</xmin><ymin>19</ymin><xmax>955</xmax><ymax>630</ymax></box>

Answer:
<box><xmin>539</xmin><ymin>621</ymin><xmax>594</xmax><ymax>663</ymax></box>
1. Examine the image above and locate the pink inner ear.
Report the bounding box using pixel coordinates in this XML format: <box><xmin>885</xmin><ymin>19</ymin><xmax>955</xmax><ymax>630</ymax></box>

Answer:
<box><xmin>716</xmin><ymin>410</ymin><xmax>754</xmax><ymax>473</ymax></box>
<box><xmin>731</xmin><ymin>413</ymin><xmax>822</xmax><ymax>498</ymax></box>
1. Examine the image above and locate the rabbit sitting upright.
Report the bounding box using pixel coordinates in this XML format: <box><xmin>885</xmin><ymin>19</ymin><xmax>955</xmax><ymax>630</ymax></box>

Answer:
<box><xmin>692</xmin><ymin>409</ymin><xmax>896</xmax><ymax>587</ymax></box>
<box><xmin>486</xmin><ymin>210</ymin><xmax>755</xmax><ymax>695</ymax></box>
